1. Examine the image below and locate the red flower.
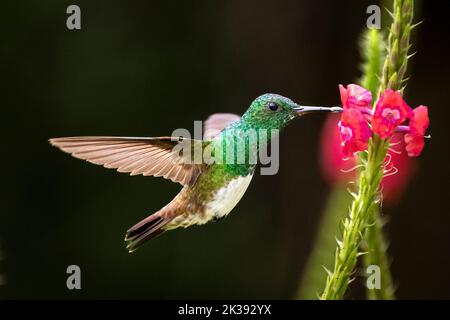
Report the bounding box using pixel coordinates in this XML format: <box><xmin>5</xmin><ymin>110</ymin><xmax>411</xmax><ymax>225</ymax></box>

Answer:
<box><xmin>405</xmin><ymin>106</ymin><xmax>429</xmax><ymax>157</ymax></box>
<box><xmin>339</xmin><ymin>84</ymin><xmax>373</xmax><ymax>111</ymax></box>
<box><xmin>372</xmin><ymin>90</ymin><xmax>411</xmax><ymax>139</ymax></box>
<box><xmin>320</xmin><ymin>84</ymin><xmax>429</xmax><ymax>205</ymax></box>
<box><xmin>336</xmin><ymin>84</ymin><xmax>372</xmax><ymax>157</ymax></box>
<box><xmin>320</xmin><ymin>115</ymin><xmax>414</xmax><ymax>206</ymax></box>
<box><xmin>338</xmin><ymin>108</ymin><xmax>371</xmax><ymax>157</ymax></box>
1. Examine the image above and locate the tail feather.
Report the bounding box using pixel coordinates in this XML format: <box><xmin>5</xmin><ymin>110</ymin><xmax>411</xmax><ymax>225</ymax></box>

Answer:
<box><xmin>125</xmin><ymin>213</ymin><xmax>172</xmax><ymax>253</ymax></box>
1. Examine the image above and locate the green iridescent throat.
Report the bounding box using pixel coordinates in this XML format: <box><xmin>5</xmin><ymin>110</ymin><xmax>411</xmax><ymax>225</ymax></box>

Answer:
<box><xmin>212</xmin><ymin>94</ymin><xmax>298</xmax><ymax>176</ymax></box>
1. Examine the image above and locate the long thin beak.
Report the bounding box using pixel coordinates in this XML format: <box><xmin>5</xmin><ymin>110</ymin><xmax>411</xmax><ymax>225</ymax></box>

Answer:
<box><xmin>294</xmin><ymin>105</ymin><xmax>342</xmax><ymax>116</ymax></box>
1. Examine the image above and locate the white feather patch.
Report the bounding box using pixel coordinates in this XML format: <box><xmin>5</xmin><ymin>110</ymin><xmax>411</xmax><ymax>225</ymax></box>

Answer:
<box><xmin>205</xmin><ymin>174</ymin><xmax>253</xmax><ymax>220</ymax></box>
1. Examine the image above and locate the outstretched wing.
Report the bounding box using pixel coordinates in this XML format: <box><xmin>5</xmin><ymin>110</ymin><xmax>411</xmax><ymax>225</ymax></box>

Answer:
<box><xmin>49</xmin><ymin>136</ymin><xmax>206</xmax><ymax>186</ymax></box>
<box><xmin>203</xmin><ymin>113</ymin><xmax>240</xmax><ymax>140</ymax></box>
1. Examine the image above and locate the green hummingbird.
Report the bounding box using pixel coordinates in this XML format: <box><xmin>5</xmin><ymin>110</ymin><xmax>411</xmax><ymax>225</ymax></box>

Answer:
<box><xmin>50</xmin><ymin>94</ymin><xmax>341</xmax><ymax>252</ymax></box>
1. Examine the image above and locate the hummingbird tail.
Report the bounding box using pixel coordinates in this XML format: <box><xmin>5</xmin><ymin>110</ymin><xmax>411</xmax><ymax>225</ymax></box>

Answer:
<box><xmin>125</xmin><ymin>212</ymin><xmax>172</xmax><ymax>253</ymax></box>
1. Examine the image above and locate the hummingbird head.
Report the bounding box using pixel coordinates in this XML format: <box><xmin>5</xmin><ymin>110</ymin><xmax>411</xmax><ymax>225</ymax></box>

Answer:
<box><xmin>242</xmin><ymin>93</ymin><xmax>342</xmax><ymax>130</ymax></box>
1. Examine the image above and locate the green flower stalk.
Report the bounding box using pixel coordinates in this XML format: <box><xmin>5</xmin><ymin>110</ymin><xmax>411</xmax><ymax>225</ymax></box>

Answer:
<box><xmin>320</xmin><ymin>138</ymin><xmax>389</xmax><ymax>300</ymax></box>
<box><xmin>320</xmin><ymin>0</ymin><xmax>415</xmax><ymax>300</ymax></box>
<box><xmin>378</xmin><ymin>0</ymin><xmax>415</xmax><ymax>96</ymax></box>
<box><xmin>359</xmin><ymin>28</ymin><xmax>396</xmax><ymax>300</ymax></box>
<box><xmin>360</xmin><ymin>29</ymin><xmax>384</xmax><ymax>98</ymax></box>
<box><xmin>362</xmin><ymin>213</ymin><xmax>395</xmax><ymax>299</ymax></box>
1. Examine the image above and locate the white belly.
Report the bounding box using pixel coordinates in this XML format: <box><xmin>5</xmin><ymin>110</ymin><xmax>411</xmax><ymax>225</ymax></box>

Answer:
<box><xmin>205</xmin><ymin>174</ymin><xmax>253</xmax><ymax>220</ymax></box>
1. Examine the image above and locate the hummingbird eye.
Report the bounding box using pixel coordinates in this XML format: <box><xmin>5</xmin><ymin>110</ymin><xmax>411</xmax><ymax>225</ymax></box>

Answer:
<box><xmin>267</xmin><ymin>102</ymin><xmax>279</xmax><ymax>111</ymax></box>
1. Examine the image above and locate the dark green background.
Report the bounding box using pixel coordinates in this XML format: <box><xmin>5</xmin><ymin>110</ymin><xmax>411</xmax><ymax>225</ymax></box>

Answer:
<box><xmin>1</xmin><ymin>1</ymin><xmax>449</xmax><ymax>299</ymax></box>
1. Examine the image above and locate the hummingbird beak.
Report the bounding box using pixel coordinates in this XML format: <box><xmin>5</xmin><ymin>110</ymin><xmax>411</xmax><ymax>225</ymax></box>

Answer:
<box><xmin>294</xmin><ymin>105</ymin><xmax>343</xmax><ymax>116</ymax></box>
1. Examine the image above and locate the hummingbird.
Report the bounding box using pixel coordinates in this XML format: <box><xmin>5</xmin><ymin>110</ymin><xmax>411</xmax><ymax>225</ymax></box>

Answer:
<box><xmin>50</xmin><ymin>94</ymin><xmax>341</xmax><ymax>252</ymax></box>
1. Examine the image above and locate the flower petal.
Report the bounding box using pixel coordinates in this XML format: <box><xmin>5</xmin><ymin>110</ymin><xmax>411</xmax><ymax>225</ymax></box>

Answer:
<box><xmin>339</xmin><ymin>108</ymin><xmax>371</xmax><ymax>157</ymax></box>
<box><xmin>404</xmin><ymin>105</ymin><xmax>429</xmax><ymax>157</ymax></box>
<box><xmin>404</xmin><ymin>134</ymin><xmax>424</xmax><ymax>157</ymax></box>
<box><xmin>339</xmin><ymin>84</ymin><xmax>372</xmax><ymax>110</ymax></box>
<box><xmin>373</xmin><ymin>89</ymin><xmax>412</xmax><ymax>139</ymax></box>
<box><xmin>410</xmin><ymin>105</ymin><xmax>429</xmax><ymax>136</ymax></box>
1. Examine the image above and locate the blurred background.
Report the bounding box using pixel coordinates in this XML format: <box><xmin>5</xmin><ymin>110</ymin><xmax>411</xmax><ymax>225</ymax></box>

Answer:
<box><xmin>1</xmin><ymin>0</ymin><xmax>449</xmax><ymax>299</ymax></box>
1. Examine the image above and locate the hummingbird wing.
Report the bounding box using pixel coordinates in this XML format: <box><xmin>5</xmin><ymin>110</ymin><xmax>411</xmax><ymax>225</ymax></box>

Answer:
<box><xmin>49</xmin><ymin>136</ymin><xmax>207</xmax><ymax>186</ymax></box>
<box><xmin>203</xmin><ymin>113</ymin><xmax>240</xmax><ymax>140</ymax></box>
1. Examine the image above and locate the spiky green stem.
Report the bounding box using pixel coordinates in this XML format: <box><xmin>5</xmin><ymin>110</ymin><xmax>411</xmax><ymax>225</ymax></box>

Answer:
<box><xmin>320</xmin><ymin>0</ymin><xmax>414</xmax><ymax>300</ymax></box>
<box><xmin>378</xmin><ymin>0</ymin><xmax>415</xmax><ymax>96</ymax></box>
<box><xmin>320</xmin><ymin>138</ymin><xmax>388</xmax><ymax>300</ymax></box>
<box><xmin>362</xmin><ymin>0</ymin><xmax>415</xmax><ymax>300</ymax></box>
<box><xmin>360</xmin><ymin>29</ymin><xmax>384</xmax><ymax>98</ymax></box>
<box><xmin>362</xmin><ymin>213</ymin><xmax>396</xmax><ymax>299</ymax></box>
<box><xmin>359</xmin><ymin>28</ymin><xmax>396</xmax><ymax>300</ymax></box>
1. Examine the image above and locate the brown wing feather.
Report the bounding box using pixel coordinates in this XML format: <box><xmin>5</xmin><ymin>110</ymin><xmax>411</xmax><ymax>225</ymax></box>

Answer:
<box><xmin>203</xmin><ymin>113</ymin><xmax>240</xmax><ymax>140</ymax></box>
<box><xmin>49</xmin><ymin>136</ymin><xmax>205</xmax><ymax>186</ymax></box>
